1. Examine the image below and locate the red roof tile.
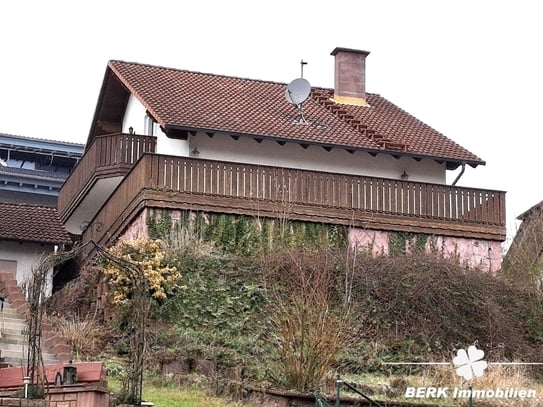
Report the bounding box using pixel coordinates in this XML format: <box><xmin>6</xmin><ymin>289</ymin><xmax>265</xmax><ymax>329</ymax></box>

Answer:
<box><xmin>0</xmin><ymin>202</ymin><xmax>71</xmax><ymax>244</ymax></box>
<box><xmin>105</xmin><ymin>60</ymin><xmax>484</xmax><ymax>168</ymax></box>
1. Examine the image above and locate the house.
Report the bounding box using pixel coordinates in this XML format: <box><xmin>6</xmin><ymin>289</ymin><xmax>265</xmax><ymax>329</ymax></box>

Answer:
<box><xmin>57</xmin><ymin>47</ymin><xmax>506</xmax><ymax>271</ymax></box>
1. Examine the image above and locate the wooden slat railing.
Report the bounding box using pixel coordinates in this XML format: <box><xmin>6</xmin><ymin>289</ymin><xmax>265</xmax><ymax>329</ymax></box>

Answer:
<box><xmin>83</xmin><ymin>154</ymin><xmax>506</xmax><ymax>246</ymax></box>
<box><xmin>57</xmin><ymin>133</ymin><xmax>156</xmax><ymax>218</ymax></box>
<box><xmin>146</xmin><ymin>155</ymin><xmax>505</xmax><ymax>223</ymax></box>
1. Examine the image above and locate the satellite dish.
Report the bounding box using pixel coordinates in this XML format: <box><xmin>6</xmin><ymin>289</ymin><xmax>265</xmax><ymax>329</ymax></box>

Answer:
<box><xmin>285</xmin><ymin>78</ymin><xmax>311</xmax><ymax>106</ymax></box>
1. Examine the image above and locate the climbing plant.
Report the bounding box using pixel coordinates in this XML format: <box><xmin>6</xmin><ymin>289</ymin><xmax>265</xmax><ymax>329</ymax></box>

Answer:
<box><xmin>146</xmin><ymin>209</ymin><xmax>348</xmax><ymax>256</ymax></box>
<box><xmin>389</xmin><ymin>232</ymin><xmax>430</xmax><ymax>256</ymax></box>
<box><xmin>146</xmin><ymin>211</ymin><xmax>173</xmax><ymax>240</ymax></box>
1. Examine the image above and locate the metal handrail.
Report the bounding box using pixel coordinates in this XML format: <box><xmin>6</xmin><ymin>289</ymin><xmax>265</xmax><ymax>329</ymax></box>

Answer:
<box><xmin>337</xmin><ymin>376</ymin><xmax>385</xmax><ymax>407</ymax></box>
<box><xmin>315</xmin><ymin>375</ymin><xmax>385</xmax><ymax>407</ymax></box>
<box><xmin>0</xmin><ymin>296</ymin><xmax>4</xmax><ymax>339</ymax></box>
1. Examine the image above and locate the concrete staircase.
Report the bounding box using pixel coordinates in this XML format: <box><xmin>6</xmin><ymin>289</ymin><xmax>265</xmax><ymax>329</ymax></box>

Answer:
<box><xmin>1</xmin><ymin>298</ymin><xmax>60</xmax><ymax>366</ymax></box>
<box><xmin>0</xmin><ymin>272</ymin><xmax>72</xmax><ymax>368</ymax></box>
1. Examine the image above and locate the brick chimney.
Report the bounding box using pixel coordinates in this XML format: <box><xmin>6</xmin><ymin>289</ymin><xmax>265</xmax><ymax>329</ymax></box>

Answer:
<box><xmin>331</xmin><ymin>47</ymin><xmax>371</xmax><ymax>106</ymax></box>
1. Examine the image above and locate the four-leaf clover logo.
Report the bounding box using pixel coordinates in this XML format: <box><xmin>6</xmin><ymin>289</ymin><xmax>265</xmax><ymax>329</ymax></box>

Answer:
<box><xmin>452</xmin><ymin>345</ymin><xmax>488</xmax><ymax>380</ymax></box>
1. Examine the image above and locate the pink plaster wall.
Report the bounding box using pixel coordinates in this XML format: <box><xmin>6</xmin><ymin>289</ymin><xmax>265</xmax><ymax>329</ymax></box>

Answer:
<box><xmin>348</xmin><ymin>228</ymin><xmax>502</xmax><ymax>273</ymax></box>
<box><xmin>121</xmin><ymin>209</ymin><xmax>149</xmax><ymax>240</ymax></box>
<box><xmin>348</xmin><ymin>229</ymin><xmax>390</xmax><ymax>256</ymax></box>
<box><xmin>119</xmin><ymin>209</ymin><xmax>188</xmax><ymax>241</ymax></box>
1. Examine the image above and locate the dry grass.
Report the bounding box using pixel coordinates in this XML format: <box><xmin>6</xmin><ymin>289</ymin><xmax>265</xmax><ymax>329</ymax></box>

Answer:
<box><xmin>48</xmin><ymin>315</ymin><xmax>106</xmax><ymax>361</ymax></box>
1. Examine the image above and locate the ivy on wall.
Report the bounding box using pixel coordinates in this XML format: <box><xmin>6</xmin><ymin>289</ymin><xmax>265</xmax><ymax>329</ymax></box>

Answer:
<box><xmin>146</xmin><ymin>209</ymin><xmax>347</xmax><ymax>256</ymax></box>
<box><xmin>147</xmin><ymin>211</ymin><xmax>172</xmax><ymax>239</ymax></box>
<box><xmin>146</xmin><ymin>210</ymin><xmax>449</xmax><ymax>260</ymax></box>
<box><xmin>388</xmin><ymin>232</ymin><xmax>430</xmax><ymax>256</ymax></box>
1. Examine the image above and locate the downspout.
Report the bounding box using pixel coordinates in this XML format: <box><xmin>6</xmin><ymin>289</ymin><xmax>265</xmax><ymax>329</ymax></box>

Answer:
<box><xmin>452</xmin><ymin>162</ymin><xmax>466</xmax><ymax>186</ymax></box>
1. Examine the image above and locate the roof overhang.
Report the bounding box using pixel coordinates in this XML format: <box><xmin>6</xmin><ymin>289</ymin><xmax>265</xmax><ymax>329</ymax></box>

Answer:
<box><xmin>0</xmin><ymin>134</ymin><xmax>83</xmax><ymax>158</ymax></box>
<box><xmin>164</xmin><ymin>124</ymin><xmax>485</xmax><ymax>170</ymax></box>
<box><xmin>87</xmin><ymin>67</ymin><xmax>130</xmax><ymax>147</ymax></box>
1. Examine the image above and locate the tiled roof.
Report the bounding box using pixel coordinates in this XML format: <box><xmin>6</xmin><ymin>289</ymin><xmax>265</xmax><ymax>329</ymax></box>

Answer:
<box><xmin>0</xmin><ymin>165</ymin><xmax>67</xmax><ymax>180</ymax></box>
<box><xmin>0</xmin><ymin>133</ymin><xmax>85</xmax><ymax>156</ymax></box>
<box><xmin>0</xmin><ymin>202</ymin><xmax>71</xmax><ymax>244</ymax></box>
<box><xmin>106</xmin><ymin>60</ymin><xmax>484</xmax><ymax>167</ymax></box>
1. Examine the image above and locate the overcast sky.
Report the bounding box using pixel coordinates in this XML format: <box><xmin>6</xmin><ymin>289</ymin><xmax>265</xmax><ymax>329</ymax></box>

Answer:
<box><xmin>1</xmin><ymin>1</ymin><xmax>541</xmax><ymax>246</ymax></box>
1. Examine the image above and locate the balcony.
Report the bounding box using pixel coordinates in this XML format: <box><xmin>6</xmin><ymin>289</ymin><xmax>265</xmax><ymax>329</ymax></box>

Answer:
<box><xmin>60</xmin><ymin>149</ymin><xmax>506</xmax><ymax>248</ymax></box>
<box><xmin>58</xmin><ymin>133</ymin><xmax>156</xmax><ymax>234</ymax></box>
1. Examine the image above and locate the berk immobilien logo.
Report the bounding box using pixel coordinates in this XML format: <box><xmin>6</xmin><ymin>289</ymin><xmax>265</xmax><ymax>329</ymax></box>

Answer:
<box><xmin>386</xmin><ymin>344</ymin><xmax>542</xmax><ymax>401</ymax></box>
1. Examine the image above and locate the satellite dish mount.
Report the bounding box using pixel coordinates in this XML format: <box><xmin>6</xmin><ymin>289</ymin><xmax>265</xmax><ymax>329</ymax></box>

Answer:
<box><xmin>285</xmin><ymin>61</ymin><xmax>311</xmax><ymax>124</ymax></box>
<box><xmin>300</xmin><ymin>59</ymin><xmax>307</xmax><ymax>78</ymax></box>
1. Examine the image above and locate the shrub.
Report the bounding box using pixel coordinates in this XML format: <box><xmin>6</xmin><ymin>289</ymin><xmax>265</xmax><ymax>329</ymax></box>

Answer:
<box><xmin>261</xmin><ymin>249</ymin><xmax>354</xmax><ymax>391</ymax></box>
<box><xmin>52</xmin><ymin>316</ymin><xmax>105</xmax><ymax>360</ymax></box>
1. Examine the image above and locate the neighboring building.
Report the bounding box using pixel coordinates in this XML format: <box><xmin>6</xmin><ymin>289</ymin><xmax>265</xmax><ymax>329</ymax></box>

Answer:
<box><xmin>0</xmin><ymin>134</ymin><xmax>82</xmax><ymax>292</ymax></box>
<box><xmin>0</xmin><ymin>133</ymin><xmax>84</xmax><ymax>205</ymax></box>
<box><xmin>0</xmin><ymin>202</ymin><xmax>71</xmax><ymax>296</ymax></box>
<box><xmin>57</xmin><ymin>47</ymin><xmax>506</xmax><ymax>271</ymax></box>
<box><xmin>502</xmin><ymin>201</ymin><xmax>543</xmax><ymax>286</ymax></box>
<box><xmin>0</xmin><ymin>135</ymin><xmax>78</xmax><ymax>369</ymax></box>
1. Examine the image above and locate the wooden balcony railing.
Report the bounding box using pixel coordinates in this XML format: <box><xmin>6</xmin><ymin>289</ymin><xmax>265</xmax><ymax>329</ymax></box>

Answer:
<box><xmin>57</xmin><ymin>133</ymin><xmax>156</xmax><ymax>220</ymax></box>
<box><xmin>83</xmin><ymin>154</ymin><xmax>506</xmax><ymax>246</ymax></box>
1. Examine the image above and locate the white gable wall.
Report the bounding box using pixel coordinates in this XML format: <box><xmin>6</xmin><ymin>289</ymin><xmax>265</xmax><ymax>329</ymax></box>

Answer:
<box><xmin>158</xmin><ymin>133</ymin><xmax>190</xmax><ymax>157</ymax></box>
<box><xmin>123</xmin><ymin>94</ymin><xmax>188</xmax><ymax>156</ymax></box>
<box><xmin>123</xmin><ymin>94</ymin><xmax>146</xmax><ymax>136</ymax></box>
<box><xmin>0</xmin><ymin>241</ymin><xmax>54</xmax><ymax>297</ymax></box>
